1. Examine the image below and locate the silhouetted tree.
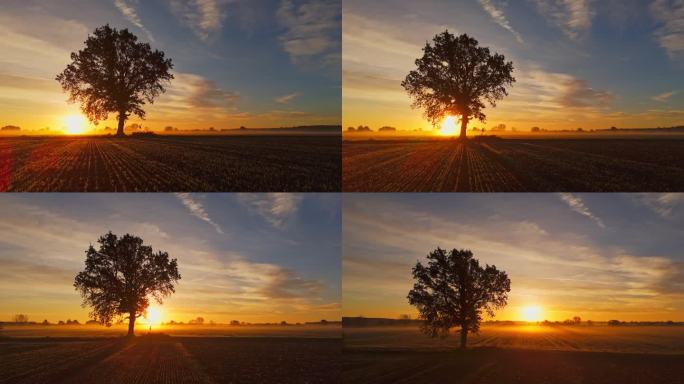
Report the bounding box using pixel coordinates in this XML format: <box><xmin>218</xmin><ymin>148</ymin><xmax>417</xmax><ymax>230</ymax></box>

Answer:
<box><xmin>408</xmin><ymin>248</ymin><xmax>510</xmax><ymax>348</ymax></box>
<box><xmin>56</xmin><ymin>25</ymin><xmax>173</xmax><ymax>137</ymax></box>
<box><xmin>573</xmin><ymin>316</ymin><xmax>581</xmax><ymax>324</ymax></box>
<box><xmin>74</xmin><ymin>232</ymin><xmax>180</xmax><ymax>337</ymax></box>
<box><xmin>13</xmin><ymin>314</ymin><xmax>29</xmax><ymax>323</ymax></box>
<box><xmin>402</xmin><ymin>31</ymin><xmax>515</xmax><ymax>140</ymax></box>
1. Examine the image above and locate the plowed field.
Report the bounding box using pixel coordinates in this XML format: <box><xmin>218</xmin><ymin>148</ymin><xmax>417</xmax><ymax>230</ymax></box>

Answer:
<box><xmin>343</xmin><ymin>139</ymin><xmax>684</xmax><ymax>191</ymax></box>
<box><xmin>343</xmin><ymin>325</ymin><xmax>684</xmax><ymax>384</ymax></box>
<box><xmin>0</xmin><ymin>135</ymin><xmax>340</xmax><ymax>192</ymax></box>
<box><xmin>0</xmin><ymin>335</ymin><xmax>341</xmax><ymax>384</ymax></box>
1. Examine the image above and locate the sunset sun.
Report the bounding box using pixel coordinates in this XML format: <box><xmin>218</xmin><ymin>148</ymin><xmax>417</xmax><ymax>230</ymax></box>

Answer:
<box><xmin>521</xmin><ymin>305</ymin><xmax>543</xmax><ymax>322</ymax></box>
<box><xmin>145</xmin><ymin>306</ymin><xmax>164</xmax><ymax>326</ymax></box>
<box><xmin>439</xmin><ymin>115</ymin><xmax>458</xmax><ymax>136</ymax></box>
<box><xmin>62</xmin><ymin>114</ymin><xmax>88</xmax><ymax>135</ymax></box>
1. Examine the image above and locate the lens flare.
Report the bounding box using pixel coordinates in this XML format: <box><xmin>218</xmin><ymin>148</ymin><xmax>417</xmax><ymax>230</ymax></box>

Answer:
<box><xmin>439</xmin><ymin>115</ymin><xmax>458</xmax><ymax>136</ymax></box>
<box><xmin>145</xmin><ymin>306</ymin><xmax>163</xmax><ymax>326</ymax></box>
<box><xmin>521</xmin><ymin>305</ymin><xmax>543</xmax><ymax>322</ymax></box>
<box><xmin>63</xmin><ymin>114</ymin><xmax>88</xmax><ymax>135</ymax></box>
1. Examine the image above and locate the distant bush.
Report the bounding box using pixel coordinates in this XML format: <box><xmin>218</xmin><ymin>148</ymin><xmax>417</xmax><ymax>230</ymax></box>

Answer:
<box><xmin>189</xmin><ymin>317</ymin><xmax>204</xmax><ymax>325</ymax></box>
<box><xmin>378</xmin><ymin>126</ymin><xmax>396</xmax><ymax>132</ymax></box>
<box><xmin>1</xmin><ymin>125</ymin><xmax>20</xmax><ymax>131</ymax></box>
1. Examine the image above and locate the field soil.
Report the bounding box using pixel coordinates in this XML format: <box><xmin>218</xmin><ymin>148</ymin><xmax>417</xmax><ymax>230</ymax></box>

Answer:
<box><xmin>344</xmin><ymin>348</ymin><xmax>684</xmax><ymax>384</ymax></box>
<box><xmin>0</xmin><ymin>135</ymin><xmax>340</xmax><ymax>191</ymax></box>
<box><xmin>343</xmin><ymin>138</ymin><xmax>684</xmax><ymax>191</ymax></box>
<box><xmin>344</xmin><ymin>325</ymin><xmax>684</xmax><ymax>383</ymax></box>
<box><xmin>0</xmin><ymin>335</ymin><xmax>341</xmax><ymax>384</ymax></box>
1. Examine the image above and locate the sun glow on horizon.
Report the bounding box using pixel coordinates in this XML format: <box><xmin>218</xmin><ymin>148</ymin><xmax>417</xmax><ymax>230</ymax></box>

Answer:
<box><xmin>62</xmin><ymin>114</ymin><xmax>89</xmax><ymax>135</ymax></box>
<box><xmin>438</xmin><ymin>115</ymin><xmax>458</xmax><ymax>136</ymax></box>
<box><xmin>144</xmin><ymin>306</ymin><xmax>164</xmax><ymax>326</ymax></box>
<box><xmin>521</xmin><ymin>305</ymin><xmax>543</xmax><ymax>322</ymax></box>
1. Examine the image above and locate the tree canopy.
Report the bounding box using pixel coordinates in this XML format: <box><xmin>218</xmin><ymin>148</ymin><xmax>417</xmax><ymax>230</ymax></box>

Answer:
<box><xmin>56</xmin><ymin>24</ymin><xmax>173</xmax><ymax>137</ymax></box>
<box><xmin>407</xmin><ymin>248</ymin><xmax>510</xmax><ymax>348</ymax></box>
<box><xmin>74</xmin><ymin>232</ymin><xmax>180</xmax><ymax>336</ymax></box>
<box><xmin>402</xmin><ymin>31</ymin><xmax>515</xmax><ymax>139</ymax></box>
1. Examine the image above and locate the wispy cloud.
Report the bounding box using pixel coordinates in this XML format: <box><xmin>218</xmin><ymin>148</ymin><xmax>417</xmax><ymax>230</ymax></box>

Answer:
<box><xmin>652</xmin><ymin>90</ymin><xmax>678</xmax><ymax>102</ymax></box>
<box><xmin>275</xmin><ymin>92</ymin><xmax>300</xmax><ymax>104</ymax></box>
<box><xmin>169</xmin><ymin>0</ymin><xmax>227</xmax><ymax>42</ymax></box>
<box><xmin>651</xmin><ymin>0</ymin><xmax>684</xmax><ymax>59</ymax></box>
<box><xmin>238</xmin><ymin>193</ymin><xmax>302</xmax><ymax>229</ymax></box>
<box><xmin>638</xmin><ymin>193</ymin><xmax>684</xmax><ymax>218</ymax></box>
<box><xmin>276</xmin><ymin>0</ymin><xmax>340</xmax><ymax>65</ymax></box>
<box><xmin>174</xmin><ymin>72</ymin><xmax>239</xmax><ymax>109</ymax></box>
<box><xmin>343</xmin><ymin>195</ymin><xmax>684</xmax><ymax>320</ymax></box>
<box><xmin>113</xmin><ymin>0</ymin><xmax>155</xmax><ymax>41</ymax></box>
<box><xmin>559</xmin><ymin>193</ymin><xmax>605</xmax><ymax>228</ymax></box>
<box><xmin>176</xmin><ymin>193</ymin><xmax>224</xmax><ymax>234</ymax></box>
<box><xmin>478</xmin><ymin>0</ymin><xmax>524</xmax><ymax>43</ymax></box>
<box><xmin>559</xmin><ymin>77</ymin><xmax>613</xmax><ymax>108</ymax></box>
<box><xmin>533</xmin><ymin>0</ymin><xmax>594</xmax><ymax>41</ymax></box>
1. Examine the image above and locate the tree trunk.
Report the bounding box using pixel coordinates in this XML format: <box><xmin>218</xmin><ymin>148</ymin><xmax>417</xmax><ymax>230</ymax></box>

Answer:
<box><xmin>127</xmin><ymin>311</ymin><xmax>136</xmax><ymax>337</ymax></box>
<box><xmin>116</xmin><ymin>112</ymin><xmax>126</xmax><ymax>137</ymax></box>
<box><xmin>460</xmin><ymin>325</ymin><xmax>468</xmax><ymax>349</ymax></box>
<box><xmin>459</xmin><ymin>116</ymin><xmax>468</xmax><ymax>140</ymax></box>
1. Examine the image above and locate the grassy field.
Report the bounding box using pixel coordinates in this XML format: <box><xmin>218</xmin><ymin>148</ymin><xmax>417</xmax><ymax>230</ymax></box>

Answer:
<box><xmin>0</xmin><ymin>135</ymin><xmax>340</xmax><ymax>191</ymax></box>
<box><xmin>0</xmin><ymin>325</ymin><xmax>341</xmax><ymax>383</ymax></box>
<box><xmin>343</xmin><ymin>325</ymin><xmax>684</xmax><ymax>383</ymax></box>
<box><xmin>343</xmin><ymin>138</ymin><xmax>684</xmax><ymax>191</ymax></box>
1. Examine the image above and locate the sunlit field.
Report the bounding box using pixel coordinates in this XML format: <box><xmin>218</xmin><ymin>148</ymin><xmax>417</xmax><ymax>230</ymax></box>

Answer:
<box><xmin>342</xmin><ymin>137</ymin><xmax>684</xmax><ymax>192</ymax></box>
<box><xmin>0</xmin><ymin>134</ymin><xmax>340</xmax><ymax>191</ymax></box>
<box><xmin>0</xmin><ymin>323</ymin><xmax>340</xmax><ymax>339</ymax></box>
<box><xmin>0</xmin><ymin>324</ymin><xmax>341</xmax><ymax>384</ymax></box>
<box><xmin>343</xmin><ymin>324</ymin><xmax>684</xmax><ymax>384</ymax></box>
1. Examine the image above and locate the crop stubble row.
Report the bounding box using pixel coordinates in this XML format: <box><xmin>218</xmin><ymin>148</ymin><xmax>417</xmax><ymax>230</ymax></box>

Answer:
<box><xmin>343</xmin><ymin>139</ymin><xmax>684</xmax><ymax>191</ymax></box>
<box><xmin>1</xmin><ymin>136</ymin><xmax>340</xmax><ymax>192</ymax></box>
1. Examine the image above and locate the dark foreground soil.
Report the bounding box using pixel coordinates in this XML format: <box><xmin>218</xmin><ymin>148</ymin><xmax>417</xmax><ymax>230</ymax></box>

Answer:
<box><xmin>343</xmin><ymin>138</ymin><xmax>684</xmax><ymax>191</ymax></box>
<box><xmin>0</xmin><ymin>335</ymin><xmax>342</xmax><ymax>384</ymax></box>
<box><xmin>0</xmin><ymin>135</ymin><xmax>340</xmax><ymax>192</ymax></box>
<box><xmin>344</xmin><ymin>348</ymin><xmax>684</xmax><ymax>384</ymax></box>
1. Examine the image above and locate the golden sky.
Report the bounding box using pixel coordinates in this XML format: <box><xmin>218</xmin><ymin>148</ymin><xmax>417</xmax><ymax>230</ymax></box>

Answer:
<box><xmin>343</xmin><ymin>0</ymin><xmax>684</xmax><ymax>134</ymax></box>
<box><xmin>0</xmin><ymin>194</ymin><xmax>341</xmax><ymax>324</ymax></box>
<box><xmin>0</xmin><ymin>1</ymin><xmax>341</xmax><ymax>134</ymax></box>
<box><xmin>343</xmin><ymin>193</ymin><xmax>684</xmax><ymax>322</ymax></box>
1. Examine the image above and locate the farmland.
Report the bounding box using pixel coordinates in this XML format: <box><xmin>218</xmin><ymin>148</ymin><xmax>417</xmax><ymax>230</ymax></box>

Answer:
<box><xmin>0</xmin><ymin>135</ymin><xmax>340</xmax><ymax>192</ymax></box>
<box><xmin>0</xmin><ymin>325</ymin><xmax>341</xmax><ymax>384</ymax></box>
<box><xmin>343</xmin><ymin>325</ymin><xmax>684</xmax><ymax>384</ymax></box>
<box><xmin>343</xmin><ymin>138</ymin><xmax>684</xmax><ymax>191</ymax></box>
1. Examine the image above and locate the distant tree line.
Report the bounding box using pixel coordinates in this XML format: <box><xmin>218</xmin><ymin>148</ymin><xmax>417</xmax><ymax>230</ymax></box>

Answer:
<box><xmin>346</xmin><ymin>125</ymin><xmax>397</xmax><ymax>133</ymax></box>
